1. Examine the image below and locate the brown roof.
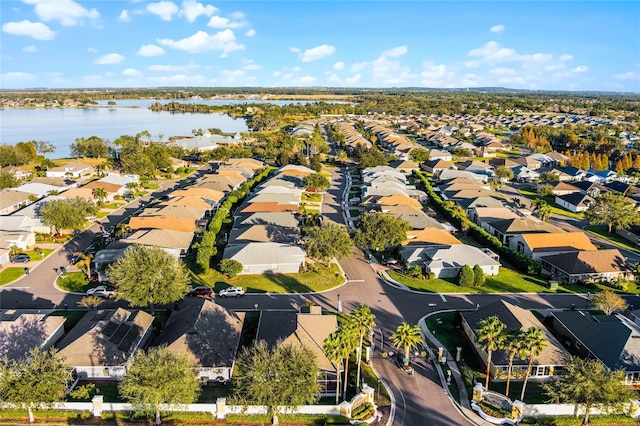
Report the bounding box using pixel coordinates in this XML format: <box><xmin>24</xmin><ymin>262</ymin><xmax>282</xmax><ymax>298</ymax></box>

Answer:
<box><xmin>217</xmin><ymin>170</ymin><xmax>248</xmax><ymax>181</ymax></box>
<box><xmin>240</xmin><ymin>202</ymin><xmax>298</xmax><ymax>213</ymax></box>
<box><xmin>375</xmin><ymin>194</ymin><xmax>422</xmax><ymax>207</ymax></box>
<box><xmin>521</xmin><ymin>231</ymin><xmax>596</xmax><ymax>251</ymax></box>
<box><xmin>142</xmin><ymin>204</ymin><xmax>205</xmax><ymax>220</ymax></box>
<box><xmin>84</xmin><ymin>181</ymin><xmax>122</xmax><ymax>193</ymax></box>
<box><xmin>166</xmin><ymin>196</ymin><xmax>212</xmax><ymax>210</ymax></box>
<box><xmin>227</xmin><ymin>158</ymin><xmax>265</xmax><ymax>170</ymax></box>
<box><xmin>0</xmin><ymin>312</ymin><xmax>66</xmax><ymax>360</ymax></box>
<box><xmin>122</xmin><ymin>228</ymin><xmax>194</xmax><ymax>250</ymax></box>
<box><xmin>129</xmin><ymin>216</ymin><xmax>196</xmax><ymax>232</ymax></box>
<box><xmin>172</xmin><ymin>187</ymin><xmax>225</xmax><ymax>201</ymax></box>
<box><xmin>403</xmin><ymin>228</ymin><xmax>462</xmax><ymax>246</ymax></box>
<box><xmin>59</xmin><ymin>187</ymin><xmax>94</xmax><ymax>199</ymax></box>
<box><xmin>541</xmin><ymin>249</ymin><xmax>630</xmax><ymax>274</ymax></box>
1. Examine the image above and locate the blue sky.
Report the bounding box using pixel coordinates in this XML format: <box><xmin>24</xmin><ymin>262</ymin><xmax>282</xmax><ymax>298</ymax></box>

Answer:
<box><xmin>1</xmin><ymin>1</ymin><xmax>639</xmax><ymax>92</ymax></box>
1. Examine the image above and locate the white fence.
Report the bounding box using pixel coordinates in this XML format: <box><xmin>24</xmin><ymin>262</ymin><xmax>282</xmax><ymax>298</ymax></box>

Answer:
<box><xmin>523</xmin><ymin>402</ymin><xmax>640</xmax><ymax>419</ymax></box>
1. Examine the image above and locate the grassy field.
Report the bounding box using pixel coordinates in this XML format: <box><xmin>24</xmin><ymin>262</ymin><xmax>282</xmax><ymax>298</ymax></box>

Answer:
<box><xmin>0</xmin><ymin>268</ymin><xmax>26</xmax><ymax>286</ymax></box>
<box><xmin>103</xmin><ymin>202</ymin><xmax>125</xmax><ymax>209</ymax></box>
<box><xmin>191</xmin><ymin>263</ymin><xmax>344</xmax><ymax>294</ymax></box>
<box><xmin>585</xmin><ymin>225</ymin><xmax>640</xmax><ymax>253</ymax></box>
<box><xmin>57</xmin><ymin>271</ymin><xmax>88</xmax><ymax>292</ymax></box>
<box><xmin>518</xmin><ymin>187</ymin><xmax>584</xmax><ymax>219</ymax></box>
<box><xmin>388</xmin><ymin>267</ymin><xmax>549</xmax><ymax>294</ymax></box>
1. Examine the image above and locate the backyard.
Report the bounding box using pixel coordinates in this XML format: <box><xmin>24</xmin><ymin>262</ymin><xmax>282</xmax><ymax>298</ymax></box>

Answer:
<box><xmin>517</xmin><ymin>187</ymin><xmax>584</xmax><ymax>219</ymax></box>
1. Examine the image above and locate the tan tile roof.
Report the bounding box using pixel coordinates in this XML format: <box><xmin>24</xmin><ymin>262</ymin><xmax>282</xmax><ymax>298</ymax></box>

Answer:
<box><xmin>375</xmin><ymin>194</ymin><xmax>422</xmax><ymax>207</ymax></box>
<box><xmin>521</xmin><ymin>231</ymin><xmax>596</xmax><ymax>251</ymax></box>
<box><xmin>122</xmin><ymin>228</ymin><xmax>194</xmax><ymax>250</ymax></box>
<box><xmin>217</xmin><ymin>170</ymin><xmax>248</xmax><ymax>181</ymax></box>
<box><xmin>142</xmin><ymin>204</ymin><xmax>205</xmax><ymax>220</ymax></box>
<box><xmin>403</xmin><ymin>228</ymin><xmax>462</xmax><ymax>246</ymax></box>
<box><xmin>129</xmin><ymin>216</ymin><xmax>196</xmax><ymax>232</ymax></box>
<box><xmin>172</xmin><ymin>187</ymin><xmax>225</xmax><ymax>201</ymax></box>
<box><xmin>240</xmin><ymin>202</ymin><xmax>298</xmax><ymax>213</ymax></box>
<box><xmin>542</xmin><ymin>249</ymin><xmax>629</xmax><ymax>274</ymax></box>
<box><xmin>59</xmin><ymin>187</ymin><xmax>94</xmax><ymax>199</ymax></box>
<box><xmin>166</xmin><ymin>196</ymin><xmax>212</xmax><ymax>210</ymax></box>
<box><xmin>227</xmin><ymin>158</ymin><xmax>265</xmax><ymax>170</ymax></box>
<box><xmin>84</xmin><ymin>181</ymin><xmax>122</xmax><ymax>193</ymax></box>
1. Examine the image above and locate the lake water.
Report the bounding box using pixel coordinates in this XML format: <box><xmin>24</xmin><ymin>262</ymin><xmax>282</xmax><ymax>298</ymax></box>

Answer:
<box><xmin>0</xmin><ymin>99</ymin><xmax>314</xmax><ymax>158</ymax></box>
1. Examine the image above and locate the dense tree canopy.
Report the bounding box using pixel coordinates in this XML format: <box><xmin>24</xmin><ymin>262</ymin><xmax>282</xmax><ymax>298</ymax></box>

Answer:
<box><xmin>118</xmin><ymin>347</ymin><xmax>200</xmax><ymax>425</ymax></box>
<box><xmin>303</xmin><ymin>173</ymin><xmax>330</xmax><ymax>192</ymax></box>
<box><xmin>584</xmin><ymin>191</ymin><xmax>639</xmax><ymax>234</ymax></box>
<box><xmin>592</xmin><ymin>290</ymin><xmax>628</xmax><ymax>315</ymax></box>
<box><xmin>305</xmin><ymin>221</ymin><xmax>353</xmax><ymax>265</ymax></box>
<box><xmin>107</xmin><ymin>246</ymin><xmax>190</xmax><ymax>313</ymax></box>
<box><xmin>233</xmin><ymin>341</ymin><xmax>320</xmax><ymax>425</ymax></box>
<box><xmin>353</xmin><ymin>212</ymin><xmax>410</xmax><ymax>251</ymax></box>
<box><xmin>70</xmin><ymin>136</ymin><xmax>109</xmax><ymax>158</ymax></box>
<box><xmin>40</xmin><ymin>197</ymin><xmax>98</xmax><ymax>234</ymax></box>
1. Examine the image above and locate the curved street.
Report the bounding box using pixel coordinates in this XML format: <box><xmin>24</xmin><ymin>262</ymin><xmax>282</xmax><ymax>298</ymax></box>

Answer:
<box><xmin>3</xmin><ymin>165</ymin><xmax>640</xmax><ymax>425</ymax></box>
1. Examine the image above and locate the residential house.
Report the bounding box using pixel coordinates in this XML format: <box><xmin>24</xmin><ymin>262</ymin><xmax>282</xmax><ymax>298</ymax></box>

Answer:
<box><xmin>555</xmin><ymin>193</ymin><xmax>594</xmax><ymax>213</ymax></box>
<box><xmin>436</xmin><ymin>169</ymin><xmax>487</xmax><ymax>183</ymax></box>
<box><xmin>10</xmin><ymin>183</ymin><xmax>68</xmax><ymax>199</ymax></box>
<box><xmin>408</xmin><ymin>245</ymin><xmax>500</xmax><ymax>277</ymax></box>
<box><xmin>240</xmin><ymin>202</ymin><xmax>298</xmax><ymax>214</ymax></box>
<box><xmin>0</xmin><ymin>311</ymin><xmax>66</xmax><ymax>360</ymax></box>
<box><xmin>93</xmin><ymin>247</ymin><xmax>129</xmax><ymax>281</ymax></box>
<box><xmin>256</xmin><ymin>306</ymin><xmax>339</xmax><ymax>397</ymax></box>
<box><xmin>484</xmin><ymin>216</ymin><xmax>562</xmax><ymax>245</ymax></box>
<box><xmin>513</xmin><ymin>157</ymin><xmax>542</xmax><ymax>170</ymax></box>
<box><xmin>237</xmin><ymin>212</ymin><xmax>300</xmax><ymax>229</ymax></box>
<box><xmin>58</xmin><ymin>187</ymin><xmax>95</xmax><ymax>201</ymax></box>
<box><xmin>552</xmin><ymin>167</ymin><xmax>585</xmax><ymax>182</ymax></box>
<box><xmin>469</xmin><ymin>207</ymin><xmax>519</xmax><ymax>228</ymax></box>
<box><xmin>389</xmin><ymin>159</ymin><xmax>420</xmax><ymax>174</ymax></box>
<box><xmin>46</xmin><ymin>162</ymin><xmax>94</xmax><ymax>178</ymax></box>
<box><xmin>170</xmin><ymin>133</ymin><xmax>240</xmax><ymax>151</ymax></box>
<box><xmin>56</xmin><ymin>308</ymin><xmax>153</xmax><ymax>379</ymax></box>
<box><xmin>1</xmin><ymin>166</ymin><xmax>30</xmax><ymax>180</ymax></box>
<box><xmin>541</xmin><ymin>249</ymin><xmax>632</xmax><ymax>284</ymax></box>
<box><xmin>372</xmin><ymin>204</ymin><xmax>443</xmax><ymax>230</ymax></box>
<box><xmin>152</xmin><ymin>298</ymin><xmax>245</xmax><ymax>383</ymax></box>
<box><xmin>0</xmin><ymin>216</ymin><xmax>40</xmax><ymax>249</ymax></box>
<box><xmin>570</xmin><ymin>181</ymin><xmax>603</xmax><ymax>197</ymax></box>
<box><xmin>129</xmin><ymin>215</ymin><xmax>198</xmax><ymax>233</ymax></box>
<box><xmin>402</xmin><ymin>228</ymin><xmax>462</xmax><ymax>248</ymax></box>
<box><xmin>228</xmin><ymin>224</ymin><xmax>299</xmax><ymax>245</ymax></box>
<box><xmin>461</xmin><ymin>301</ymin><xmax>568</xmax><ymax>380</ymax></box>
<box><xmin>421</xmin><ymin>159</ymin><xmax>455</xmax><ymax>174</ymax></box>
<box><xmin>139</xmin><ymin>204</ymin><xmax>206</xmax><ymax>221</ymax></box>
<box><xmin>83</xmin><ymin>181</ymin><xmax>122</xmax><ymax>202</ymax></box>
<box><xmin>456</xmin><ymin>160</ymin><xmax>495</xmax><ymax>177</ymax></box>
<box><xmin>121</xmin><ymin>229</ymin><xmax>194</xmax><ymax>258</ymax></box>
<box><xmin>585</xmin><ymin>169</ymin><xmax>619</xmax><ymax>184</ymax></box>
<box><xmin>548</xmin><ymin>182</ymin><xmax>580</xmax><ymax>196</ymax></box>
<box><xmin>196</xmin><ymin>174</ymin><xmax>244</xmax><ymax>193</ymax></box>
<box><xmin>0</xmin><ymin>190</ymin><xmax>32</xmax><ymax>215</ymax></box>
<box><xmin>513</xmin><ymin>166</ymin><xmax>540</xmax><ymax>183</ymax></box>
<box><xmin>428</xmin><ymin>149</ymin><xmax>453</xmax><ymax>161</ymax></box>
<box><xmin>223</xmin><ymin>242</ymin><xmax>306</xmax><ymax>275</ymax></box>
<box><xmin>509</xmin><ymin>231</ymin><xmax>597</xmax><ymax>261</ymax></box>
<box><xmin>548</xmin><ymin>311</ymin><xmax>640</xmax><ymax>385</ymax></box>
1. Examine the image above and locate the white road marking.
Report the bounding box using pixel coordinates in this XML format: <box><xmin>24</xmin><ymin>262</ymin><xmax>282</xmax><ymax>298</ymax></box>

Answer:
<box><xmin>440</xmin><ymin>294</ymin><xmax>447</xmax><ymax>302</ymax></box>
<box><xmin>347</xmin><ymin>279</ymin><xmax>365</xmax><ymax>282</ymax></box>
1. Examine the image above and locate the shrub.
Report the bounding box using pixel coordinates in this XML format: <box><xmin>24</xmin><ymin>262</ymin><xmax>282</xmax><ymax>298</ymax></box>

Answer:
<box><xmin>473</xmin><ymin>265</ymin><xmax>485</xmax><ymax>287</ymax></box>
<box><xmin>351</xmin><ymin>403</ymin><xmax>375</xmax><ymax>421</ymax></box>
<box><xmin>219</xmin><ymin>259</ymin><xmax>243</xmax><ymax>278</ymax></box>
<box><xmin>458</xmin><ymin>265</ymin><xmax>474</xmax><ymax>287</ymax></box>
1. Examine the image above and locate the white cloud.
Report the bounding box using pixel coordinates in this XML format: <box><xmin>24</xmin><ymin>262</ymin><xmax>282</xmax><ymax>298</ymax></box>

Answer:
<box><xmin>119</xmin><ymin>10</ymin><xmax>130</xmax><ymax>22</ymax></box>
<box><xmin>22</xmin><ymin>45</ymin><xmax>37</xmax><ymax>52</ymax></box>
<box><xmin>327</xmin><ymin>72</ymin><xmax>361</xmax><ymax>85</ymax></box>
<box><xmin>490</xmin><ymin>67</ymin><xmax>517</xmax><ymax>76</ymax></box>
<box><xmin>350</xmin><ymin>62</ymin><xmax>367</xmax><ymax>73</ymax></box>
<box><xmin>465</xmin><ymin>60</ymin><xmax>481</xmax><ymax>68</ymax></box>
<box><xmin>490</xmin><ymin>24</ymin><xmax>505</xmax><ymax>33</ymax></box>
<box><xmin>381</xmin><ymin>46</ymin><xmax>407</xmax><ymax>58</ymax></box>
<box><xmin>123</xmin><ymin>68</ymin><xmax>143</xmax><ymax>77</ymax></box>
<box><xmin>149</xmin><ymin>64</ymin><xmax>185</xmax><ymax>72</ymax></box>
<box><xmin>272</xmin><ymin>71</ymin><xmax>281</xmax><ymax>78</ymax></box>
<box><xmin>245</xmin><ymin>29</ymin><xmax>256</xmax><ymax>37</ymax></box>
<box><xmin>297</xmin><ymin>76</ymin><xmax>317</xmax><ymax>85</ymax></box>
<box><xmin>2</xmin><ymin>20</ymin><xmax>56</xmax><ymax>40</ymax></box>
<box><xmin>290</xmin><ymin>47</ymin><xmax>301</xmax><ymax>53</ymax></box>
<box><xmin>148</xmin><ymin>74</ymin><xmax>205</xmax><ymax>83</ymax></box>
<box><xmin>147</xmin><ymin>1</ymin><xmax>179</xmax><ymax>21</ymax></box>
<box><xmin>371</xmin><ymin>52</ymin><xmax>415</xmax><ymax>85</ymax></box>
<box><xmin>157</xmin><ymin>29</ymin><xmax>244</xmax><ymax>56</ymax></box>
<box><xmin>572</xmin><ymin>65</ymin><xmax>588</xmax><ymax>73</ymax></box>
<box><xmin>180</xmin><ymin>0</ymin><xmax>217</xmax><ymax>22</ymax></box>
<box><xmin>614</xmin><ymin>71</ymin><xmax>638</xmax><ymax>80</ymax></box>
<box><xmin>468</xmin><ymin>41</ymin><xmax>517</xmax><ymax>64</ymax></box>
<box><xmin>421</xmin><ymin>62</ymin><xmax>454</xmax><ymax>87</ymax></box>
<box><xmin>241</xmin><ymin>60</ymin><xmax>262</xmax><ymax>71</ymax></box>
<box><xmin>207</xmin><ymin>16</ymin><xmax>243</xmax><ymax>29</ymax></box>
<box><xmin>87</xmin><ymin>47</ymin><xmax>97</xmax><ymax>53</ymax></box>
<box><xmin>299</xmin><ymin>44</ymin><xmax>335</xmax><ymax>62</ymax></box>
<box><xmin>23</xmin><ymin>0</ymin><xmax>99</xmax><ymax>26</ymax></box>
<box><xmin>333</xmin><ymin>62</ymin><xmax>344</xmax><ymax>71</ymax></box>
<box><xmin>137</xmin><ymin>44</ymin><xmax>165</xmax><ymax>57</ymax></box>
<box><xmin>1</xmin><ymin>71</ymin><xmax>37</xmax><ymax>86</ymax></box>
<box><xmin>94</xmin><ymin>53</ymin><xmax>125</xmax><ymax>64</ymax></box>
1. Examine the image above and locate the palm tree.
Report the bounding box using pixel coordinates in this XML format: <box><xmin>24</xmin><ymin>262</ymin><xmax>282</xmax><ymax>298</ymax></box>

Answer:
<box><xmin>531</xmin><ymin>199</ymin><xmax>552</xmax><ymax>222</ymax></box>
<box><xmin>476</xmin><ymin>316</ymin><xmax>506</xmax><ymax>389</ymax></box>
<box><xmin>74</xmin><ymin>252</ymin><xmax>93</xmax><ymax>278</ymax></box>
<box><xmin>92</xmin><ymin>187</ymin><xmax>108</xmax><ymax>205</ymax></box>
<box><xmin>126</xmin><ymin>181</ymin><xmax>139</xmax><ymax>193</ymax></box>
<box><xmin>503</xmin><ymin>330</ymin><xmax>524</xmax><ymax>397</ymax></box>
<box><xmin>324</xmin><ymin>332</ymin><xmax>349</xmax><ymax>403</ymax></box>
<box><xmin>351</xmin><ymin>305</ymin><xmax>376</xmax><ymax>391</ymax></box>
<box><xmin>335</xmin><ymin>320</ymin><xmax>359</xmax><ymax>399</ymax></box>
<box><xmin>518</xmin><ymin>327</ymin><xmax>548</xmax><ymax>401</ymax></box>
<box><xmin>114</xmin><ymin>223</ymin><xmax>131</xmax><ymax>239</ymax></box>
<box><xmin>391</xmin><ymin>322</ymin><xmax>424</xmax><ymax>367</ymax></box>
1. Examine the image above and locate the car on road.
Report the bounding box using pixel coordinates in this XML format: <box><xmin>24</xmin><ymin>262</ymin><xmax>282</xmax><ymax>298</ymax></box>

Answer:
<box><xmin>10</xmin><ymin>254</ymin><xmax>31</xmax><ymax>263</ymax></box>
<box><xmin>218</xmin><ymin>286</ymin><xmax>245</xmax><ymax>298</ymax></box>
<box><xmin>187</xmin><ymin>286</ymin><xmax>213</xmax><ymax>297</ymax></box>
<box><xmin>86</xmin><ymin>285</ymin><xmax>116</xmax><ymax>298</ymax></box>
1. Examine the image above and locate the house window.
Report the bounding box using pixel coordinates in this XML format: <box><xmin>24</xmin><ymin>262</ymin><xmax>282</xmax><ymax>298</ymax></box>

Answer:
<box><xmin>516</xmin><ymin>241</ymin><xmax>525</xmax><ymax>253</ymax></box>
<box><xmin>626</xmin><ymin>372</ymin><xmax>640</xmax><ymax>385</ymax></box>
<box><xmin>535</xmin><ymin>366</ymin><xmax>550</xmax><ymax>376</ymax></box>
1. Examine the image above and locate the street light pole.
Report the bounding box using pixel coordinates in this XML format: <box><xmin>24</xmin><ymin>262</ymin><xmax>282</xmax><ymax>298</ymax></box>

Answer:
<box><xmin>337</xmin><ymin>293</ymin><xmax>342</xmax><ymax>313</ymax></box>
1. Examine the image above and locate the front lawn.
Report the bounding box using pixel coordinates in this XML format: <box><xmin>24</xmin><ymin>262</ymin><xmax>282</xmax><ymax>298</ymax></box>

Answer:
<box><xmin>95</xmin><ymin>211</ymin><xmax>110</xmax><ymax>219</ymax></box>
<box><xmin>22</xmin><ymin>248</ymin><xmax>54</xmax><ymax>260</ymax></box>
<box><xmin>585</xmin><ymin>225</ymin><xmax>640</xmax><ymax>253</ymax></box>
<box><xmin>518</xmin><ymin>187</ymin><xmax>584</xmax><ymax>219</ymax></box>
<box><xmin>302</xmin><ymin>192</ymin><xmax>323</xmax><ymax>202</ymax></box>
<box><xmin>103</xmin><ymin>202</ymin><xmax>124</xmax><ymax>209</ymax></box>
<box><xmin>0</xmin><ymin>268</ymin><xmax>26</xmax><ymax>286</ymax></box>
<box><xmin>191</xmin><ymin>263</ymin><xmax>344</xmax><ymax>294</ymax></box>
<box><xmin>57</xmin><ymin>271</ymin><xmax>88</xmax><ymax>292</ymax></box>
<box><xmin>388</xmin><ymin>267</ymin><xmax>550</xmax><ymax>294</ymax></box>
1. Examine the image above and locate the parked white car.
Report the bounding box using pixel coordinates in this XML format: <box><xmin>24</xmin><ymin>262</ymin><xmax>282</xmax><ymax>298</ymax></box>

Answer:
<box><xmin>86</xmin><ymin>285</ymin><xmax>116</xmax><ymax>298</ymax></box>
<box><xmin>218</xmin><ymin>286</ymin><xmax>245</xmax><ymax>298</ymax></box>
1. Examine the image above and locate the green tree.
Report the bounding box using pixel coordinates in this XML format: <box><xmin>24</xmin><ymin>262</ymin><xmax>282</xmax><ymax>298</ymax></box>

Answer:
<box><xmin>542</xmin><ymin>357</ymin><xmax>634</xmax><ymax>425</ymax></box>
<box><xmin>92</xmin><ymin>187</ymin><xmax>108</xmax><ymax>205</ymax></box>
<box><xmin>324</xmin><ymin>330</ymin><xmax>352</xmax><ymax>403</ymax></box>
<box><xmin>391</xmin><ymin>322</ymin><xmax>424</xmax><ymax>367</ymax></box>
<box><xmin>532</xmin><ymin>199</ymin><xmax>552</xmax><ymax>222</ymax></box>
<box><xmin>537</xmin><ymin>184</ymin><xmax>554</xmax><ymax>197</ymax></box>
<box><xmin>353</xmin><ymin>212</ymin><xmax>410</xmax><ymax>251</ymax></box>
<box><xmin>329</xmin><ymin>320</ymin><xmax>359</xmax><ymax>399</ymax></box>
<box><xmin>584</xmin><ymin>191</ymin><xmax>639</xmax><ymax>234</ymax></box>
<box><xmin>305</xmin><ymin>222</ymin><xmax>353</xmax><ymax>265</ymax></box>
<box><xmin>409</xmin><ymin>147</ymin><xmax>430</xmax><ymax>163</ymax></box>
<box><xmin>539</xmin><ymin>171</ymin><xmax>560</xmax><ymax>183</ymax></box>
<box><xmin>0</xmin><ymin>171</ymin><xmax>21</xmax><ymax>189</ymax></box>
<box><xmin>218</xmin><ymin>258</ymin><xmax>243</xmax><ymax>278</ymax></box>
<box><xmin>40</xmin><ymin>197</ymin><xmax>98</xmax><ymax>235</ymax></box>
<box><xmin>518</xmin><ymin>327</ymin><xmax>548</xmax><ymax>401</ymax></box>
<box><xmin>0</xmin><ymin>348</ymin><xmax>71</xmax><ymax>423</ymax></box>
<box><xmin>476</xmin><ymin>316</ymin><xmax>506</xmax><ymax>389</ymax></box>
<box><xmin>70</xmin><ymin>136</ymin><xmax>108</xmax><ymax>158</ymax></box>
<box><xmin>350</xmin><ymin>305</ymin><xmax>376</xmax><ymax>391</ymax></box>
<box><xmin>592</xmin><ymin>290</ymin><xmax>628</xmax><ymax>315</ymax></box>
<box><xmin>118</xmin><ymin>347</ymin><xmax>200</xmax><ymax>425</ymax></box>
<box><xmin>473</xmin><ymin>265</ymin><xmax>486</xmax><ymax>287</ymax></box>
<box><xmin>34</xmin><ymin>141</ymin><xmax>55</xmax><ymax>157</ymax></box>
<box><xmin>303</xmin><ymin>173</ymin><xmax>330</xmax><ymax>192</ymax></box>
<box><xmin>233</xmin><ymin>341</ymin><xmax>320</xmax><ymax>426</ymax></box>
<box><xmin>106</xmin><ymin>246</ymin><xmax>190</xmax><ymax>314</ymax></box>
<box><xmin>458</xmin><ymin>264</ymin><xmax>475</xmax><ymax>287</ymax></box>
<box><xmin>503</xmin><ymin>330</ymin><xmax>524</xmax><ymax>398</ymax></box>
<box><xmin>494</xmin><ymin>166</ymin><xmax>514</xmax><ymax>185</ymax></box>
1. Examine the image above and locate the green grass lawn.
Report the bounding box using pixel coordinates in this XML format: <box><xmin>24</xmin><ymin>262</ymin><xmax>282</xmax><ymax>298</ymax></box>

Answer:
<box><xmin>143</xmin><ymin>183</ymin><xmax>160</xmax><ymax>189</ymax></box>
<box><xmin>191</xmin><ymin>263</ymin><xmax>344</xmax><ymax>294</ymax></box>
<box><xmin>0</xmin><ymin>268</ymin><xmax>26</xmax><ymax>286</ymax></box>
<box><xmin>57</xmin><ymin>271</ymin><xmax>88</xmax><ymax>292</ymax></box>
<box><xmin>388</xmin><ymin>267</ymin><xmax>550</xmax><ymax>294</ymax></box>
<box><xmin>21</xmin><ymin>248</ymin><xmax>54</xmax><ymax>260</ymax></box>
<box><xmin>302</xmin><ymin>192</ymin><xmax>323</xmax><ymax>202</ymax></box>
<box><xmin>35</xmin><ymin>233</ymin><xmax>73</xmax><ymax>244</ymax></box>
<box><xmin>518</xmin><ymin>187</ymin><xmax>584</xmax><ymax>219</ymax></box>
<box><xmin>585</xmin><ymin>225</ymin><xmax>640</xmax><ymax>253</ymax></box>
<box><xmin>103</xmin><ymin>202</ymin><xmax>124</xmax><ymax>209</ymax></box>
<box><xmin>95</xmin><ymin>211</ymin><xmax>109</xmax><ymax>219</ymax></box>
